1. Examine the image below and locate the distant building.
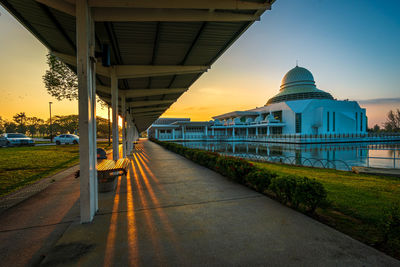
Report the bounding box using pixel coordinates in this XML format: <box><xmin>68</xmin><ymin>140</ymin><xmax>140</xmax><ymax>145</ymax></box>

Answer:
<box><xmin>148</xmin><ymin>66</ymin><xmax>372</xmax><ymax>143</ymax></box>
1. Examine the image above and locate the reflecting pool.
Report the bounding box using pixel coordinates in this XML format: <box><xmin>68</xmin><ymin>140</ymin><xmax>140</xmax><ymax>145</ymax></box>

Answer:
<box><xmin>176</xmin><ymin>141</ymin><xmax>400</xmax><ymax>171</ymax></box>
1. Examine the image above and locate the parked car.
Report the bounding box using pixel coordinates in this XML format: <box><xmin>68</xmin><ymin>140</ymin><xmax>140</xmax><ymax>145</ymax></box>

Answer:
<box><xmin>0</xmin><ymin>133</ymin><xmax>35</xmax><ymax>147</ymax></box>
<box><xmin>54</xmin><ymin>134</ymin><xmax>79</xmax><ymax>145</ymax></box>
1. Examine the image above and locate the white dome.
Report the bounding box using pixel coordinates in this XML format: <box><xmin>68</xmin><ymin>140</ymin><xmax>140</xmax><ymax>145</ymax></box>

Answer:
<box><xmin>266</xmin><ymin>65</ymin><xmax>334</xmax><ymax>105</ymax></box>
<box><xmin>280</xmin><ymin>66</ymin><xmax>315</xmax><ymax>91</ymax></box>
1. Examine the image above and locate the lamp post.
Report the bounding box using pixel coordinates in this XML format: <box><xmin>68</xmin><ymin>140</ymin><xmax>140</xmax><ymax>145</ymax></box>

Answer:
<box><xmin>49</xmin><ymin>102</ymin><xmax>53</xmax><ymax>142</ymax></box>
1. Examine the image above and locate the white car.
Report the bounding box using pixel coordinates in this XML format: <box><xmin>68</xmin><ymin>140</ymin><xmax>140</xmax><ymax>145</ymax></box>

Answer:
<box><xmin>0</xmin><ymin>133</ymin><xmax>35</xmax><ymax>147</ymax></box>
<box><xmin>54</xmin><ymin>134</ymin><xmax>79</xmax><ymax>145</ymax></box>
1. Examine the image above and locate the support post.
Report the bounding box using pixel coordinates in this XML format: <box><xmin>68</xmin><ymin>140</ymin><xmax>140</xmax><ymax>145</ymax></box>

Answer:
<box><xmin>172</xmin><ymin>128</ymin><xmax>175</xmax><ymax>140</ymax></box>
<box><xmin>111</xmin><ymin>68</ymin><xmax>119</xmax><ymax>160</ymax></box>
<box><xmin>77</xmin><ymin>0</ymin><xmax>97</xmax><ymax>223</ymax></box>
<box><xmin>121</xmin><ymin>94</ymin><xmax>126</xmax><ymax>158</ymax></box>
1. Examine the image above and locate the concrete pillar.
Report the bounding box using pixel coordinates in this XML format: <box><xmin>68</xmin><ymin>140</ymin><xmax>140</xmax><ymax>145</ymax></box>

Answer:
<box><xmin>256</xmin><ymin>127</ymin><xmax>258</xmax><ymax>136</ymax></box>
<box><xmin>225</xmin><ymin>128</ymin><xmax>228</xmax><ymax>136</ymax></box>
<box><xmin>246</xmin><ymin>128</ymin><xmax>248</xmax><ymax>136</ymax></box>
<box><xmin>121</xmin><ymin>94</ymin><xmax>126</xmax><ymax>158</ymax></box>
<box><xmin>77</xmin><ymin>0</ymin><xmax>97</xmax><ymax>223</ymax></box>
<box><xmin>111</xmin><ymin>68</ymin><xmax>119</xmax><ymax>161</ymax></box>
<box><xmin>172</xmin><ymin>129</ymin><xmax>175</xmax><ymax>140</ymax></box>
<box><xmin>205</xmin><ymin>126</ymin><xmax>208</xmax><ymax>137</ymax></box>
<box><xmin>155</xmin><ymin>129</ymin><xmax>158</xmax><ymax>139</ymax></box>
<box><xmin>212</xmin><ymin>127</ymin><xmax>214</xmax><ymax>136</ymax></box>
<box><xmin>267</xmin><ymin>126</ymin><xmax>270</xmax><ymax>136</ymax></box>
<box><xmin>182</xmin><ymin>126</ymin><xmax>185</xmax><ymax>139</ymax></box>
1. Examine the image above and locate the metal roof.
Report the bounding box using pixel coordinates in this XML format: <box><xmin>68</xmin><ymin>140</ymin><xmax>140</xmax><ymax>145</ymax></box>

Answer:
<box><xmin>0</xmin><ymin>0</ymin><xmax>275</xmax><ymax>132</ymax></box>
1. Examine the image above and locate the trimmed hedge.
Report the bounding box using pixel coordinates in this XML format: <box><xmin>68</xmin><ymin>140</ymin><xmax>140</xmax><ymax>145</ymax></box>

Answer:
<box><xmin>151</xmin><ymin>139</ymin><xmax>327</xmax><ymax>213</ymax></box>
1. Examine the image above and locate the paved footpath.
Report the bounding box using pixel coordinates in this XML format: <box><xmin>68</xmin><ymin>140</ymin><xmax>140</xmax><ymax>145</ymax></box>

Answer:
<box><xmin>37</xmin><ymin>139</ymin><xmax>398</xmax><ymax>266</ymax></box>
<box><xmin>0</xmin><ymin>166</ymin><xmax>81</xmax><ymax>266</ymax></box>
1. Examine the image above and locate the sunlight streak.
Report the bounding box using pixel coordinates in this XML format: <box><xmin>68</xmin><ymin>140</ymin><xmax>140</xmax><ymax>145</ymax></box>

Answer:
<box><xmin>104</xmin><ymin>176</ymin><xmax>121</xmax><ymax>266</ymax></box>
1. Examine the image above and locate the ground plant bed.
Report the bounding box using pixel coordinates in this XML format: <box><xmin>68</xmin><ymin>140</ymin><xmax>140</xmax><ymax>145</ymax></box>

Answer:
<box><xmin>151</xmin><ymin>139</ymin><xmax>400</xmax><ymax>260</ymax></box>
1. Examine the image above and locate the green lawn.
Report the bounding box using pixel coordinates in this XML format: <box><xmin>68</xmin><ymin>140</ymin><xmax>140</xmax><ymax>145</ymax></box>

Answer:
<box><xmin>254</xmin><ymin>162</ymin><xmax>400</xmax><ymax>257</ymax></box>
<box><xmin>0</xmin><ymin>142</ymin><xmax>112</xmax><ymax>197</ymax></box>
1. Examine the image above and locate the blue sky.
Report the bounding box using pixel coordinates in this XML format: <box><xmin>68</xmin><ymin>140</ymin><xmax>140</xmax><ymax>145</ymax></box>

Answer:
<box><xmin>0</xmin><ymin>0</ymin><xmax>399</xmax><ymax>127</ymax></box>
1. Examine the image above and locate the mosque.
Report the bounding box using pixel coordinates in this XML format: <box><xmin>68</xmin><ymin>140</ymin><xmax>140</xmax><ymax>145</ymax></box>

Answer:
<box><xmin>148</xmin><ymin>66</ymin><xmax>368</xmax><ymax>143</ymax></box>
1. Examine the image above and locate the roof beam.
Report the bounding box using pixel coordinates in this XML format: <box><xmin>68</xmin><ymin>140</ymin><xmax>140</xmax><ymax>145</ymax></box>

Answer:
<box><xmin>52</xmin><ymin>52</ymin><xmax>207</xmax><ymax>78</ymax></box>
<box><xmin>97</xmin><ymin>85</ymin><xmax>187</xmax><ymax>97</ymax></box>
<box><xmin>51</xmin><ymin>51</ymin><xmax>110</xmax><ymax>77</ymax></box>
<box><xmin>115</xmin><ymin>65</ymin><xmax>208</xmax><ymax>79</ymax></box>
<box><xmin>86</xmin><ymin>0</ymin><xmax>271</xmax><ymax>10</ymax></box>
<box><xmin>92</xmin><ymin>9</ymin><xmax>259</xmax><ymax>22</ymax></box>
<box><xmin>133</xmin><ymin>111</ymin><xmax>165</xmax><ymax>116</ymax></box>
<box><xmin>38</xmin><ymin>1</ymin><xmax>264</xmax><ymax>21</ymax></box>
<box><xmin>128</xmin><ymin>100</ymin><xmax>175</xmax><ymax>108</ymax></box>
<box><xmin>35</xmin><ymin>0</ymin><xmax>75</xmax><ymax>16</ymax></box>
<box><xmin>125</xmin><ymin>88</ymin><xmax>187</xmax><ymax>98</ymax></box>
<box><xmin>131</xmin><ymin>107</ymin><xmax>169</xmax><ymax>113</ymax></box>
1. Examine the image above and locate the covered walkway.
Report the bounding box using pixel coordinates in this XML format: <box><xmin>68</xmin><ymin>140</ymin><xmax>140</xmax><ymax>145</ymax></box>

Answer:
<box><xmin>41</xmin><ymin>139</ymin><xmax>398</xmax><ymax>266</ymax></box>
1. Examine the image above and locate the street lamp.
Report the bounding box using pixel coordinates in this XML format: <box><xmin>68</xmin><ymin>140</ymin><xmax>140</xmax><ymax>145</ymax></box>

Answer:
<box><xmin>49</xmin><ymin>102</ymin><xmax>53</xmax><ymax>142</ymax></box>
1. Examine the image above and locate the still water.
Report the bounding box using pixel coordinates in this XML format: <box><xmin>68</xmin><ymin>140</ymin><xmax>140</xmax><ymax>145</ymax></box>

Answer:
<box><xmin>176</xmin><ymin>141</ymin><xmax>400</xmax><ymax>171</ymax></box>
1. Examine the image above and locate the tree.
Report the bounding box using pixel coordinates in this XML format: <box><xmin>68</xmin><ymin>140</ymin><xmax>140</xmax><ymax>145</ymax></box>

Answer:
<box><xmin>4</xmin><ymin>121</ymin><xmax>17</xmax><ymax>133</ymax></box>
<box><xmin>27</xmin><ymin>117</ymin><xmax>44</xmax><ymax>137</ymax></box>
<box><xmin>13</xmin><ymin>112</ymin><xmax>27</xmax><ymax>133</ymax></box>
<box><xmin>52</xmin><ymin>115</ymin><xmax>79</xmax><ymax>134</ymax></box>
<box><xmin>43</xmin><ymin>53</ymin><xmax>78</xmax><ymax>101</ymax></box>
<box><xmin>96</xmin><ymin>116</ymin><xmax>110</xmax><ymax>138</ymax></box>
<box><xmin>0</xmin><ymin>116</ymin><xmax>4</xmax><ymax>134</ymax></box>
<box><xmin>43</xmin><ymin>53</ymin><xmax>108</xmax><ymax>107</ymax></box>
<box><xmin>384</xmin><ymin>109</ymin><xmax>400</xmax><ymax>132</ymax></box>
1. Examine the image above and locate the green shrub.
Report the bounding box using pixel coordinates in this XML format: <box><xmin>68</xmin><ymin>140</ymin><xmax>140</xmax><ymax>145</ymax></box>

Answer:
<box><xmin>269</xmin><ymin>175</ymin><xmax>297</xmax><ymax>204</ymax></box>
<box><xmin>215</xmin><ymin>156</ymin><xmax>255</xmax><ymax>184</ymax></box>
<box><xmin>293</xmin><ymin>177</ymin><xmax>327</xmax><ymax>212</ymax></box>
<box><xmin>245</xmin><ymin>169</ymin><xmax>277</xmax><ymax>192</ymax></box>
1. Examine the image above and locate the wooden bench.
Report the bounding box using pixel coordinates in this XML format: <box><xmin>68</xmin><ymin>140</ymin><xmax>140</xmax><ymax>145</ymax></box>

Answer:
<box><xmin>75</xmin><ymin>158</ymin><xmax>131</xmax><ymax>192</ymax></box>
<box><xmin>97</xmin><ymin>158</ymin><xmax>130</xmax><ymax>180</ymax></box>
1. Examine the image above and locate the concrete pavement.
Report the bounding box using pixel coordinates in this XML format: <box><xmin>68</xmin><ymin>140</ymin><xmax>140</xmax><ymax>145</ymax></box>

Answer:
<box><xmin>39</xmin><ymin>139</ymin><xmax>398</xmax><ymax>266</ymax></box>
<box><xmin>0</xmin><ymin>167</ymin><xmax>80</xmax><ymax>266</ymax></box>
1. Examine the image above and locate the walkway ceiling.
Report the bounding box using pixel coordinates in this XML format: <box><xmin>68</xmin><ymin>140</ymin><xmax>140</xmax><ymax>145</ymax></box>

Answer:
<box><xmin>0</xmin><ymin>0</ymin><xmax>274</xmax><ymax>132</ymax></box>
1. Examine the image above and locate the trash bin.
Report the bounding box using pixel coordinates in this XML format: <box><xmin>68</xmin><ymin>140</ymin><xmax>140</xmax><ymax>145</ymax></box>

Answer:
<box><xmin>97</xmin><ymin>148</ymin><xmax>107</xmax><ymax>159</ymax></box>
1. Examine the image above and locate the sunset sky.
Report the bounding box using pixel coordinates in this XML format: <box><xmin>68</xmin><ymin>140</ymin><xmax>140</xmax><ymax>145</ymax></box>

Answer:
<box><xmin>0</xmin><ymin>0</ymin><xmax>399</xmax><ymax>128</ymax></box>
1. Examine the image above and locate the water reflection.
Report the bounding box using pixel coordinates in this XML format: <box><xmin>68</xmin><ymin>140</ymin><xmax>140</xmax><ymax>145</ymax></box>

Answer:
<box><xmin>176</xmin><ymin>141</ymin><xmax>400</xmax><ymax>170</ymax></box>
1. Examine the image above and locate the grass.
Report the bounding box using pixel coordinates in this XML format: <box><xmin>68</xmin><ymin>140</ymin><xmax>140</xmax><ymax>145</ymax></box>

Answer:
<box><xmin>254</xmin><ymin>161</ymin><xmax>400</xmax><ymax>258</ymax></box>
<box><xmin>0</xmin><ymin>141</ymin><xmax>112</xmax><ymax>197</ymax></box>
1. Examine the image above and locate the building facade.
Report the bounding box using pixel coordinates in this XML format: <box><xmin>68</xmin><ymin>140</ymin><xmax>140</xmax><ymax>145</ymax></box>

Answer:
<box><xmin>149</xmin><ymin>66</ymin><xmax>377</xmax><ymax>143</ymax></box>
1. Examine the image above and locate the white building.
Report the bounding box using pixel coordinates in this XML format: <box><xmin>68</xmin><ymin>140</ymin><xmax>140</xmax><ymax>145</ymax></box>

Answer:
<box><xmin>149</xmin><ymin>66</ymin><xmax>383</xmax><ymax>143</ymax></box>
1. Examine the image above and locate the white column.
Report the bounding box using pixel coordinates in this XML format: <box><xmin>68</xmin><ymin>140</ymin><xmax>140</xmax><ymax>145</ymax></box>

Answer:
<box><xmin>212</xmin><ymin>127</ymin><xmax>214</xmax><ymax>136</ymax></box>
<box><xmin>205</xmin><ymin>126</ymin><xmax>208</xmax><ymax>137</ymax></box>
<box><xmin>121</xmin><ymin>94</ymin><xmax>126</xmax><ymax>158</ymax></box>
<box><xmin>256</xmin><ymin>127</ymin><xmax>258</xmax><ymax>136</ymax></box>
<box><xmin>225</xmin><ymin>128</ymin><xmax>228</xmax><ymax>136</ymax></box>
<box><xmin>111</xmin><ymin>68</ymin><xmax>119</xmax><ymax>160</ymax></box>
<box><xmin>155</xmin><ymin>129</ymin><xmax>158</xmax><ymax>139</ymax></box>
<box><xmin>267</xmin><ymin>126</ymin><xmax>270</xmax><ymax>136</ymax></box>
<box><xmin>182</xmin><ymin>126</ymin><xmax>185</xmax><ymax>139</ymax></box>
<box><xmin>77</xmin><ymin>0</ymin><xmax>97</xmax><ymax>223</ymax></box>
<box><xmin>172</xmin><ymin>129</ymin><xmax>175</xmax><ymax>140</ymax></box>
<box><xmin>246</xmin><ymin>127</ymin><xmax>248</xmax><ymax>136</ymax></box>
<box><xmin>233</xmin><ymin>127</ymin><xmax>235</xmax><ymax>137</ymax></box>
<box><xmin>89</xmin><ymin>17</ymin><xmax>98</xmax><ymax>211</ymax></box>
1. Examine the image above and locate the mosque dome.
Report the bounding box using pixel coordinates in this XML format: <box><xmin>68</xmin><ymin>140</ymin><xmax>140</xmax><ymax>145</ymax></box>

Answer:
<box><xmin>266</xmin><ymin>66</ymin><xmax>334</xmax><ymax>105</ymax></box>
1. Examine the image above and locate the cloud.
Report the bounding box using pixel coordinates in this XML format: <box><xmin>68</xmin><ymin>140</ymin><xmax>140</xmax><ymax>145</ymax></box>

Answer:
<box><xmin>358</xmin><ymin>97</ymin><xmax>400</xmax><ymax>105</ymax></box>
